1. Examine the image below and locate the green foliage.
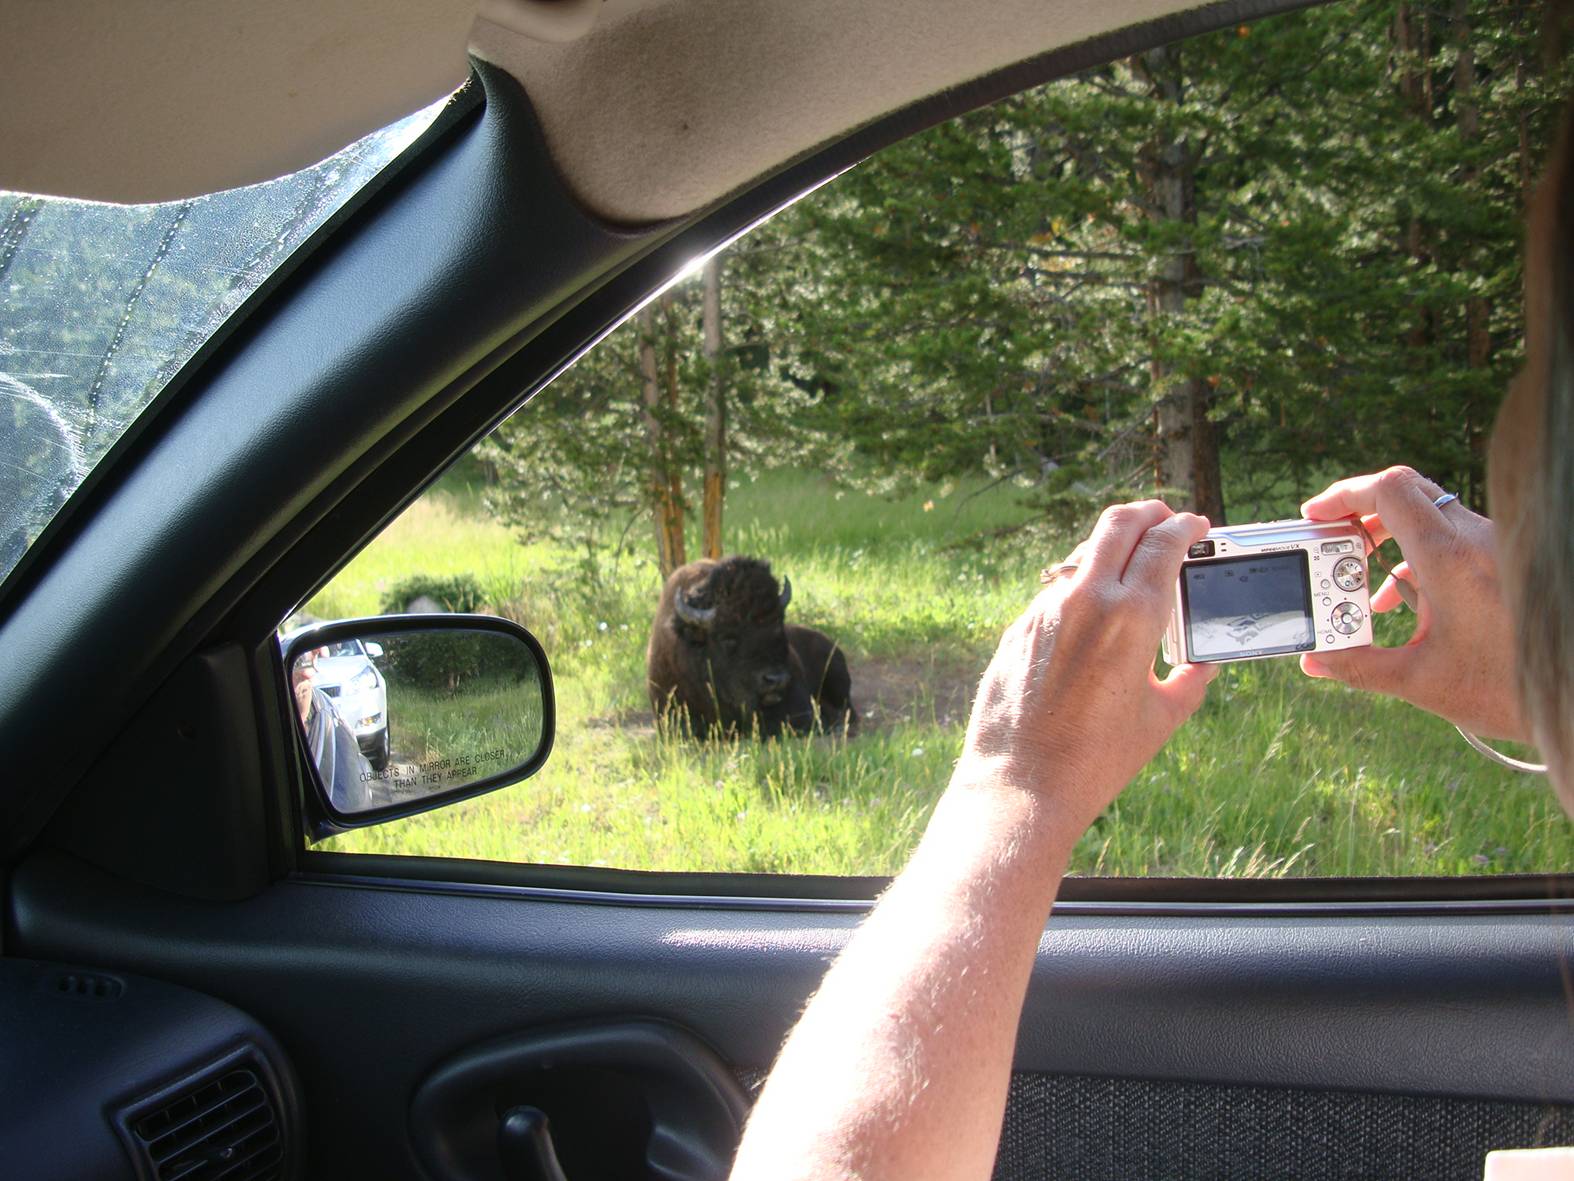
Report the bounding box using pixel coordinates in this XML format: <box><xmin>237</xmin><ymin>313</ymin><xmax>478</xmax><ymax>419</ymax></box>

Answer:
<box><xmin>379</xmin><ymin>572</ymin><xmax>488</xmax><ymax>615</ymax></box>
<box><xmin>776</xmin><ymin>0</ymin><xmax>1572</xmax><ymax>520</ymax></box>
<box><xmin>371</xmin><ymin>627</ymin><xmax>528</xmax><ymax>697</ymax></box>
<box><xmin>373</xmin><ymin>576</ymin><xmax>525</xmax><ymax>695</ymax></box>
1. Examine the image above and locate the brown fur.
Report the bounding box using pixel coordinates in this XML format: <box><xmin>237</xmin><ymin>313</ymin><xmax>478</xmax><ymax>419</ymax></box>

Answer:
<box><xmin>647</xmin><ymin>556</ymin><xmax>856</xmax><ymax>738</ymax></box>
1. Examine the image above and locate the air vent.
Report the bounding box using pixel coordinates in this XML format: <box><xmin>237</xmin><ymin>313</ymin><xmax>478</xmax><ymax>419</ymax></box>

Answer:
<box><xmin>130</xmin><ymin>1064</ymin><xmax>283</xmax><ymax>1181</ymax></box>
<box><xmin>50</xmin><ymin>970</ymin><xmax>124</xmax><ymax>1000</ymax></box>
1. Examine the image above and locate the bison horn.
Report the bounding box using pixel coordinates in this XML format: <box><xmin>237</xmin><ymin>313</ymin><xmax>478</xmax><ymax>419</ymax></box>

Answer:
<box><xmin>674</xmin><ymin>586</ymin><xmax>717</xmax><ymax>628</ymax></box>
<box><xmin>779</xmin><ymin>576</ymin><xmax>792</xmax><ymax>612</ymax></box>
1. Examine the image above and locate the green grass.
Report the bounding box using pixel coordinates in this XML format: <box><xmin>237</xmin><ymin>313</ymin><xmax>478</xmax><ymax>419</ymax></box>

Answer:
<box><xmin>379</xmin><ymin>673</ymin><xmax>545</xmax><ymax>796</ymax></box>
<box><xmin>314</xmin><ymin>468</ymin><xmax>1573</xmax><ymax>879</ymax></box>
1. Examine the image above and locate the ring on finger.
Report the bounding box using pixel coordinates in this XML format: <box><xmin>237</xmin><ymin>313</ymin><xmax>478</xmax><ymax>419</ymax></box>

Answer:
<box><xmin>1039</xmin><ymin>562</ymin><xmax>1080</xmax><ymax>585</ymax></box>
<box><xmin>1432</xmin><ymin>491</ymin><xmax>1460</xmax><ymax>511</ymax></box>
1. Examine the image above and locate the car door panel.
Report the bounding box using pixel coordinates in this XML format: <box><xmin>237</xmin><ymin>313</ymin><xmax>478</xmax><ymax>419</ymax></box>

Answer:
<box><xmin>11</xmin><ymin>852</ymin><xmax>1573</xmax><ymax>1178</ymax></box>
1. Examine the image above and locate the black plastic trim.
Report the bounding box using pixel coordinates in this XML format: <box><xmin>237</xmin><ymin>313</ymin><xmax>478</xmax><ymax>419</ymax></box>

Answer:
<box><xmin>44</xmin><ymin>645</ymin><xmax>271</xmax><ymax>902</ymax></box>
<box><xmin>290</xmin><ymin>868</ymin><xmax>1574</xmax><ymax>918</ymax></box>
<box><xmin>113</xmin><ymin>1042</ymin><xmax>297</xmax><ymax>1181</ymax></box>
<box><xmin>297</xmin><ymin>853</ymin><xmax>1574</xmax><ymax>912</ymax></box>
<box><xmin>0</xmin><ymin>954</ymin><xmax>303</xmax><ymax>1181</ymax></box>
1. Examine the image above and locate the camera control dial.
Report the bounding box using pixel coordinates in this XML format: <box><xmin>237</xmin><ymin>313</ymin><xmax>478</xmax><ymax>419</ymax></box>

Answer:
<box><xmin>1332</xmin><ymin>557</ymin><xmax>1366</xmax><ymax>592</ymax></box>
<box><xmin>1331</xmin><ymin>601</ymin><xmax>1364</xmax><ymax>634</ymax></box>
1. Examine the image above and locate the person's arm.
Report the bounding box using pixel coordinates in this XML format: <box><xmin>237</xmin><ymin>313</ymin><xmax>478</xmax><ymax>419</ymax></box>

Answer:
<box><xmin>1298</xmin><ymin>465</ymin><xmax>1531</xmax><ymax>742</ymax></box>
<box><xmin>729</xmin><ymin>501</ymin><xmax>1216</xmax><ymax>1181</ymax></box>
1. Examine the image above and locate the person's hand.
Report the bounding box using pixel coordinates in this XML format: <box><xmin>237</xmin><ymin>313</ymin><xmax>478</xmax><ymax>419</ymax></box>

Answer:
<box><xmin>291</xmin><ymin>661</ymin><xmax>318</xmax><ymax>726</ymax></box>
<box><xmin>1299</xmin><ymin>465</ymin><xmax>1530</xmax><ymax>742</ymax></box>
<box><xmin>955</xmin><ymin>500</ymin><xmax>1218</xmax><ymax>835</ymax></box>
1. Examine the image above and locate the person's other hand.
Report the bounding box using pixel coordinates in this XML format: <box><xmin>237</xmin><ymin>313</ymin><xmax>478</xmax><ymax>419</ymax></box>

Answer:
<box><xmin>1299</xmin><ymin>465</ymin><xmax>1530</xmax><ymax>742</ymax></box>
<box><xmin>956</xmin><ymin>500</ymin><xmax>1218</xmax><ymax>835</ymax></box>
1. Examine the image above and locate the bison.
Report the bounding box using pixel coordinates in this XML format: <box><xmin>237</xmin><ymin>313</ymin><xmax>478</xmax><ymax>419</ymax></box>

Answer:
<box><xmin>647</xmin><ymin>556</ymin><xmax>856</xmax><ymax>738</ymax></box>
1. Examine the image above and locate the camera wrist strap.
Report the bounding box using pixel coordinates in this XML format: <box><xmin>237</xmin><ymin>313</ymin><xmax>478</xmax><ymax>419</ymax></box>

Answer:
<box><xmin>1355</xmin><ymin>518</ymin><xmax>1548</xmax><ymax>776</ymax></box>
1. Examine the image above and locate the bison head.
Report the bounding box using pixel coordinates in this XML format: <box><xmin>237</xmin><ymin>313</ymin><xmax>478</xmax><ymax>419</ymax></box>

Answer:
<box><xmin>671</xmin><ymin>557</ymin><xmax>797</xmax><ymax>731</ymax></box>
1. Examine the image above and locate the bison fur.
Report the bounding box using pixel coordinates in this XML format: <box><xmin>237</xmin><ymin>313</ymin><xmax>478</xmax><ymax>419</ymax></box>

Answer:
<box><xmin>647</xmin><ymin>556</ymin><xmax>856</xmax><ymax>738</ymax></box>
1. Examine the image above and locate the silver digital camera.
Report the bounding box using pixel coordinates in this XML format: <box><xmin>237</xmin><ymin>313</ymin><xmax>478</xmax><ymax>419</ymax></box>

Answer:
<box><xmin>1161</xmin><ymin>518</ymin><xmax>1373</xmax><ymax>665</ymax></box>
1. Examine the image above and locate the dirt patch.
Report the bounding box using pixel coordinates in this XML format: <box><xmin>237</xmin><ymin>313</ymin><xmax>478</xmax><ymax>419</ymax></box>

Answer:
<box><xmin>851</xmin><ymin>652</ymin><xmax>981</xmax><ymax>732</ymax></box>
<box><xmin>580</xmin><ymin>653</ymin><xmax>982</xmax><ymax>736</ymax></box>
<box><xmin>585</xmin><ymin>708</ymin><xmax>657</xmax><ymax>740</ymax></box>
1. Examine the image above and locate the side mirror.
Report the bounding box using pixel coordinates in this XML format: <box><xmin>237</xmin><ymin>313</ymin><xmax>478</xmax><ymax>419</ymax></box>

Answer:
<box><xmin>281</xmin><ymin>614</ymin><xmax>554</xmax><ymax>829</ymax></box>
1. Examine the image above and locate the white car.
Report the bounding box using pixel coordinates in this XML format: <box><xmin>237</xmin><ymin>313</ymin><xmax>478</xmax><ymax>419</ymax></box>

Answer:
<box><xmin>308</xmin><ymin>639</ymin><xmax>390</xmax><ymax>772</ymax></box>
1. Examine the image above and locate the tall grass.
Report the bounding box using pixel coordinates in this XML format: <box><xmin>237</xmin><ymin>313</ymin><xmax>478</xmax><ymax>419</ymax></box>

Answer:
<box><xmin>315</xmin><ymin>469</ymin><xmax>1573</xmax><ymax>879</ymax></box>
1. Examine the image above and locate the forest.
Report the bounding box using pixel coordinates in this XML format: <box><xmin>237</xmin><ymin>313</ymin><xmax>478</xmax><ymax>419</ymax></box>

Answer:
<box><xmin>480</xmin><ymin>0</ymin><xmax>1573</xmax><ymax>578</ymax></box>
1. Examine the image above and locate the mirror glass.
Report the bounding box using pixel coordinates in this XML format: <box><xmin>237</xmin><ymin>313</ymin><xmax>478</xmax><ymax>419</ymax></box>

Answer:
<box><xmin>289</xmin><ymin>625</ymin><xmax>547</xmax><ymax>815</ymax></box>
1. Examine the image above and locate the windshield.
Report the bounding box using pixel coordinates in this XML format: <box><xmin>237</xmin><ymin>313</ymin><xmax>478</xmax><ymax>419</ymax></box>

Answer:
<box><xmin>0</xmin><ymin>99</ymin><xmax>450</xmax><ymax>586</ymax></box>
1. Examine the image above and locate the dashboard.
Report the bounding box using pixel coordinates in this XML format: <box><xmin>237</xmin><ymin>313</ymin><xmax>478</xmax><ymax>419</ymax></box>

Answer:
<box><xmin>1</xmin><ymin>957</ymin><xmax>299</xmax><ymax>1181</ymax></box>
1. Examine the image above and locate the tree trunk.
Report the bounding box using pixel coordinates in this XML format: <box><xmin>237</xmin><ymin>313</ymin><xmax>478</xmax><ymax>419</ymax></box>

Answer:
<box><xmin>1455</xmin><ymin>0</ymin><xmax>1492</xmax><ymax>505</ymax></box>
<box><xmin>983</xmin><ymin>388</ymin><xmax>999</xmax><ymax>469</ymax></box>
<box><xmin>639</xmin><ymin>304</ymin><xmax>686</xmax><ymax>578</ymax></box>
<box><xmin>701</xmin><ymin>256</ymin><xmax>726</xmax><ymax>560</ymax></box>
<box><xmin>1395</xmin><ymin>3</ymin><xmax>1435</xmax><ymax>353</ymax></box>
<box><xmin>1142</xmin><ymin>44</ymin><xmax>1225</xmax><ymax>523</ymax></box>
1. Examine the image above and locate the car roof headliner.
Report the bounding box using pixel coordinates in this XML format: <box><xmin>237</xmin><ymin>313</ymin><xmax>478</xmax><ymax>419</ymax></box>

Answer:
<box><xmin>7</xmin><ymin>0</ymin><xmax>1208</xmax><ymax>219</ymax></box>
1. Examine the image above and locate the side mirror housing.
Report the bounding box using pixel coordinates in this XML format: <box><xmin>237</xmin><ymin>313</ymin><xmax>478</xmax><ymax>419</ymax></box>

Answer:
<box><xmin>281</xmin><ymin>614</ymin><xmax>554</xmax><ymax>833</ymax></box>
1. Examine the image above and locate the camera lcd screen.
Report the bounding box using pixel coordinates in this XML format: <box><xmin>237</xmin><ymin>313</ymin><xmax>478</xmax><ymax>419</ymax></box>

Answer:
<box><xmin>1181</xmin><ymin>551</ymin><xmax>1315</xmax><ymax>662</ymax></box>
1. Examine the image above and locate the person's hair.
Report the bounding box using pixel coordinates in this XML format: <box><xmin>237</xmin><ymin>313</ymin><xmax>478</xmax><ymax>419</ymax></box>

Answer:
<box><xmin>1517</xmin><ymin>104</ymin><xmax>1574</xmax><ymax>768</ymax></box>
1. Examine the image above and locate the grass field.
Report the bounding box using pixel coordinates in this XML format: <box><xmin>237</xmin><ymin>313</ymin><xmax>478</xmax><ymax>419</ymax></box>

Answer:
<box><xmin>312</xmin><ymin>467</ymin><xmax>1572</xmax><ymax>879</ymax></box>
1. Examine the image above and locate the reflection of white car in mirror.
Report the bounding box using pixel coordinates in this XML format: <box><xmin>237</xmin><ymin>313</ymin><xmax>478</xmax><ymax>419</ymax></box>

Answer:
<box><xmin>278</xmin><ymin>628</ymin><xmax>392</xmax><ymax>774</ymax></box>
<box><xmin>309</xmin><ymin>639</ymin><xmax>390</xmax><ymax>771</ymax></box>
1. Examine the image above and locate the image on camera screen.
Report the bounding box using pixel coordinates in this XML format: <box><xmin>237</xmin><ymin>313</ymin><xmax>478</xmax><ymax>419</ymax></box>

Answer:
<box><xmin>1182</xmin><ymin>551</ymin><xmax>1315</xmax><ymax>662</ymax></box>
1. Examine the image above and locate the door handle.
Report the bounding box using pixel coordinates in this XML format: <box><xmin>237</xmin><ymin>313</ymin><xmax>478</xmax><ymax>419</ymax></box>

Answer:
<box><xmin>499</xmin><ymin>1106</ymin><xmax>570</xmax><ymax>1181</ymax></box>
<box><xmin>411</xmin><ymin>1018</ymin><xmax>749</xmax><ymax>1181</ymax></box>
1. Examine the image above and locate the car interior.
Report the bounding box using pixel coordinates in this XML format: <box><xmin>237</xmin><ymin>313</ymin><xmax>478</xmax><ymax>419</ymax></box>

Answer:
<box><xmin>2</xmin><ymin>1</ymin><xmax>1572</xmax><ymax>1179</ymax></box>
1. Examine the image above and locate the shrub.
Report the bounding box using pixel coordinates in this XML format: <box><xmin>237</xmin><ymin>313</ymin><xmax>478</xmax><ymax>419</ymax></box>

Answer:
<box><xmin>379</xmin><ymin>572</ymin><xmax>487</xmax><ymax>615</ymax></box>
<box><xmin>374</xmin><ymin>630</ymin><xmax>528</xmax><ymax>697</ymax></box>
<box><xmin>376</xmin><ymin>573</ymin><xmax>518</xmax><ymax>694</ymax></box>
